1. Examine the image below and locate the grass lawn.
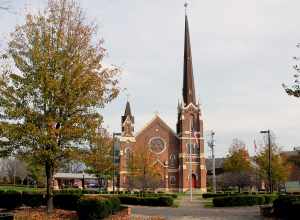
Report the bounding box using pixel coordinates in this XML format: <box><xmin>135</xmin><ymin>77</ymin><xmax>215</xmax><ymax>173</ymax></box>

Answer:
<box><xmin>200</xmin><ymin>197</ymin><xmax>214</xmax><ymax>208</ymax></box>
<box><xmin>0</xmin><ymin>185</ymin><xmax>45</xmax><ymax>192</ymax></box>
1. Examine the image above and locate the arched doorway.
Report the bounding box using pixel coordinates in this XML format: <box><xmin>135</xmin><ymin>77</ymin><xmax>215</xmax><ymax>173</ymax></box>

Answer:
<box><xmin>192</xmin><ymin>174</ymin><xmax>197</xmax><ymax>188</ymax></box>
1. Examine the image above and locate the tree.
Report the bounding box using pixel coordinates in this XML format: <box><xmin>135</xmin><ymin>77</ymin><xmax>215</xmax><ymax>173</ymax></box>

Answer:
<box><xmin>81</xmin><ymin>129</ymin><xmax>114</xmax><ymax>190</ymax></box>
<box><xmin>282</xmin><ymin>44</ymin><xmax>300</xmax><ymax>97</ymax></box>
<box><xmin>223</xmin><ymin>139</ymin><xmax>254</xmax><ymax>192</ymax></box>
<box><xmin>0</xmin><ymin>0</ymin><xmax>120</xmax><ymax>213</ymax></box>
<box><xmin>0</xmin><ymin>158</ymin><xmax>28</xmax><ymax>184</ymax></box>
<box><xmin>129</xmin><ymin>145</ymin><xmax>162</xmax><ymax>193</ymax></box>
<box><xmin>255</xmin><ymin>139</ymin><xmax>290</xmax><ymax>192</ymax></box>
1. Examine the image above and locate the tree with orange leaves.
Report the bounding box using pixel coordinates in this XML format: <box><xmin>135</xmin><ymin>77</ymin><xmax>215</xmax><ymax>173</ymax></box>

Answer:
<box><xmin>129</xmin><ymin>145</ymin><xmax>162</xmax><ymax>192</ymax></box>
<box><xmin>223</xmin><ymin>139</ymin><xmax>254</xmax><ymax>192</ymax></box>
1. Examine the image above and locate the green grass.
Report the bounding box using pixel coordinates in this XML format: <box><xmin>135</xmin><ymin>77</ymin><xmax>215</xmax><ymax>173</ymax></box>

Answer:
<box><xmin>202</xmin><ymin>198</ymin><xmax>213</xmax><ymax>208</ymax></box>
<box><xmin>0</xmin><ymin>185</ymin><xmax>45</xmax><ymax>192</ymax></box>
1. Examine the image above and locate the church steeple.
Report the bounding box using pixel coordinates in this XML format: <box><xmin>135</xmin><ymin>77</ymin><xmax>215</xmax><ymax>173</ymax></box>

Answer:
<box><xmin>121</xmin><ymin>101</ymin><xmax>134</xmax><ymax>136</ymax></box>
<box><xmin>182</xmin><ymin>12</ymin><xmax>196</xmax><ymax>106</ymax></box>
<box><xmin>124</xmin><ymin>101</ymin><xmax>132</xmax><ymax>119</ymax></box>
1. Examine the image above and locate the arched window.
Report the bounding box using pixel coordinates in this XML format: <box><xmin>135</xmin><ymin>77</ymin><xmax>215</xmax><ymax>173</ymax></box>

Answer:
<box><xmin>169</xmin><ymin>154</ymin><xmax>177</xmax><ymax>167</ymax></box>
<box><xmin>124</xmin><ymin>147</ymin><xmax>131</xmax><ymax>168</ymax></box>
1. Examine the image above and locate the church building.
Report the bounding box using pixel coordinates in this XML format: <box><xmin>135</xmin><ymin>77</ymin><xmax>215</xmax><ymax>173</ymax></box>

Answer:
<box><xmin>117</xmin><ymin>11</ymin><xmax>207</xmax><ymax>192</ymax></box>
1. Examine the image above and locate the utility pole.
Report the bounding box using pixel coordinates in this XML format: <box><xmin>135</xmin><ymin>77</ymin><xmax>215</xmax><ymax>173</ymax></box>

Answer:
<box><xmin>112</xmin><ymin>132</ymin><xmax>121</xmax><ymax>194</ymax></box>
<box><xmin>208</xmin><ymin>131</ymin><xmax>216</xmax><ymax>193</ymax></box>
<box><xmin>260</xmin><ymin>130</ymin><xmax>272</xmax><ymax>193</ymax></box>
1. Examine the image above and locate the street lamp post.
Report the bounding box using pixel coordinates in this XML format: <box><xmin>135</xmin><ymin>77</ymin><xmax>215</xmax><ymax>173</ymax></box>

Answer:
<box><xmin>207</xmin><ymin>131</ymin><xmax>216</xmax><ymax>194</ymax></box>
<box><xmin>113</xmin><ymin>132</ymin><xmax>121</xmax><ymax>194</ymax></box>
<box><xmin>260</xmin><ymin>130</ymin><xmax>272</xmax><ymax>193</ymax></box>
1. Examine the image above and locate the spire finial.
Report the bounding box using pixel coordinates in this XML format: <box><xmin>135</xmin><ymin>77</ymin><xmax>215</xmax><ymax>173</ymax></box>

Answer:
<box><xmin>184</xmin><ymin>1</ymin><xmax>188</xmax><ymax>14</ymax></box>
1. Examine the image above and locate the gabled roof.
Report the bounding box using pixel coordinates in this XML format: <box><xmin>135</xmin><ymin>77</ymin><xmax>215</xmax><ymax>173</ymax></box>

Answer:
<box><xmin>135</xmin><ymin>114</ymin><xmax>177</xmax><ymax>138</ymax></box>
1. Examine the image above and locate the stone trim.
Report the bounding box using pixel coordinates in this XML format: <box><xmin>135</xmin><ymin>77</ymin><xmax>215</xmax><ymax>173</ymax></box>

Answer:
<box><xmin>120</xmin><ymin>136</ymin><xmax>136</xmax><ymax>142</ymax></box>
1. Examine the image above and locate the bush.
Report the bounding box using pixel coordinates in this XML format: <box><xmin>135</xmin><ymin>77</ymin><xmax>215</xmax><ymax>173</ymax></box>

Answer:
<box><xmin>158</xmin><ymin>196</ymin><xmax>173</xmax><ymax>206</ymax></box>
<box><xmin>0</xmin><ymin>190</ymin><xmax>22</xmax><ymax>210</ymax></box>
<box><xmin>22</xmin><ymin>192</ymin><xmax>46</xmax><ymax>207</ymax></box>
<box><xmin>213</xmin><ymin>195</ymin><xmax>265</xmax><ymax>207</ymax></box>
<box><xmin>263</xmin><ymin>194</ymin><xmax>278</xmax><ymax>204</ymax></box>
<box><xmin>273</xmin><ymin>195</ymin><xmax>300</xmax><ymax>219</ymax></box>
<box><xmin>56</xmin><ymin>189</ymin><xmax>83</xmax><ymax>195</ymax></box>
<box><xmin>118</xmin><ymin>195</ymin><xmax>174</xmax><ymax>206</ymax></box>
<box><xmin>77</xmin><ymin>196</ymin><xmax>120</xmax><ymax>220</ymax></box>
<box><xmin>202</xmin><ymin>193</ymin><xmax>230</xmax><ymax>198</ymax></box>
<box><xmin>53</xmin><ymin>192</ymin><xmax>81</xmax><ymax>210</ymax></box>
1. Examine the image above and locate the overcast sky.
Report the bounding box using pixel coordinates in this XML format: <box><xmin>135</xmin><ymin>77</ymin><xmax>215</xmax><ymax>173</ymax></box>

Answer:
<box><xmin>1</xmin><ymin>0</ymin><xmax>300</xmax><ymax>157</ymax></box>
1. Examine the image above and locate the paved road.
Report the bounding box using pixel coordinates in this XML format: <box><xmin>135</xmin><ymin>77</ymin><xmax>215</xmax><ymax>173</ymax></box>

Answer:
<box><xmin>130</xmin><ymin>195</ymin><xmax>264</xmax><ymax>220</ymax></box>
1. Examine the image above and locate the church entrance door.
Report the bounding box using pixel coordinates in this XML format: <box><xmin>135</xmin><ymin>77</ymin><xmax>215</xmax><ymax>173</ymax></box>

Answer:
<box><xmin>192</xmin><ymin>174</ymin><xmax>197</xmax><ymax>188</ymax></box>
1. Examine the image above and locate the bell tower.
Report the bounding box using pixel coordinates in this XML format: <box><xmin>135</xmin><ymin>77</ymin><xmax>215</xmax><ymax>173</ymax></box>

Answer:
<box><xmin>119</xmin><ymin>101</ymin><xmax>135</xmax><ymax>190</ymax></box>
<box><xmin>176</xmin><ymin>7</ymin><xmax>206</xmax><ymax>192</ymax></box>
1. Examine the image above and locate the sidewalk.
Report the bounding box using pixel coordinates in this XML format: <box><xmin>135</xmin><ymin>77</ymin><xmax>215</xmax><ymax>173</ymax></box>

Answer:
<box><xmin>130</xmin><ymin>194</ymin><xmax>263</xmax><ymax>220</ymax></box>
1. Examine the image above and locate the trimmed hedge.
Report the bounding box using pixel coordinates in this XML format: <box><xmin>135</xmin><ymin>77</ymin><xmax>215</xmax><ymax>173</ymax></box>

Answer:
<box><xmin>273</xmin><ymin>195</ymin><xmax>300</xmax><ymax>219</ymax></box>
<box><xmin>118</xmin><ymin>195</ymin><xmax>174</xmax><ymax>206</ymax></box>
<box><xmin>22</xmin><ymin>192</ymin><xmax>46</xmax><ymax>207</ymax></box>
<box><xmin>0</xmin><ymin>190</ymin><xmax>22</xmax><ymax>210</ymax></box>
<box><xmin>213</xmin><ymin>195</ymin><xmax>265</xmax><ymax>207</ymax></box>
<box><xmin>53</xmin><ymin>192</ymin><xmax>82</xmax><ymax>210</ymax></box>
<box><xmin>202</xmin><ymin>193</ymin><xmax>231</xmax><ymax>198</ymax></box>
<box><xmin>77</xmin><ymin>196</ymin><xmax>121</xmax><ymax>220</ymax></box>
<box><xmin>263</xmin><ymin>194</ymin><xmax>278</xmax><ymax>204</ymax></box>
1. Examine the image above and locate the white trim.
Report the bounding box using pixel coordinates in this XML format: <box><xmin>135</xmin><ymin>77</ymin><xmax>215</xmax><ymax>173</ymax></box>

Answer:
<box><xmin>184</xmin><ymin>162</ymin><xmax>200</xmax><ymax>164</ymax></box>
<box><xmin>182</xmin><ymin>102</ymin><xmax>199</xmax><ymax>110</ymax></box>
<box><xmin>120</xmin><ymin>136</ymin><xmax>136</xmax><ymax>142</ymax></box>
<box><xmin>179</xmin><ymin>137</ymin><xmax>204</xmax><ymax>140</ymax></box>
<box><xmin>153</xmin><ymin>159</ymin><xmax>168</xmax><ymax>168</ymax></box>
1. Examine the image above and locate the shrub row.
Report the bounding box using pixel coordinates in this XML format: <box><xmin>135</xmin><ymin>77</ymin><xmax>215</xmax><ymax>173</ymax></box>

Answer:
<box><xmin>213</xmin><ymin>195</ymin><xmax>265</xmax><ymax>207</ymax></box>
<box><xmin>78</xmin><ymin>195</ymin><xmax>121</xmax><ymax>220</ymax></box>
<box><xmin>0</xmin><ymin>190</ymin><xmax>81</xmax><ymax>210</ymax></box>
<box><xmin>118</xmin><ymin>195</ymin><xmax>174</xmax><ymax>206</ymax></box>
<box><xmin>202</xmin><ymin>193</ymin><xmax>232</xmax><ymax>198</ymax></box>
<box><xmin>0</xmin><ymin>190</ymin><xmax>122</xmax><ymax>219</ymax></box>
<box><xmin>273</xmin><ymin>195</ymin><xmax>300</xmax><ymax>219</ymax></box>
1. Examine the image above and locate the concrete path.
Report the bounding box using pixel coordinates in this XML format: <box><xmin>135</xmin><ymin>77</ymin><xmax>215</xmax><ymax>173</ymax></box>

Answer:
<box><xmin>130</xmin><ymin>194</ymin><xmax>263</xmax><ymax>220</ymax></box>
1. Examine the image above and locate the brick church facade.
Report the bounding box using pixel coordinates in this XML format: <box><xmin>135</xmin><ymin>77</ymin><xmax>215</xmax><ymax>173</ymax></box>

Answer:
<box><xmin>117</xmin><ymin>12</ymin><xmax>207</xmax><ymax>192</ymax></box>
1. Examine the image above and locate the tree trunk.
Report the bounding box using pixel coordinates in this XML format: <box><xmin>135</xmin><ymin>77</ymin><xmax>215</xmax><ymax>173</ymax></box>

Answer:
<box><xmin>45</xmin><ymin>161</ymin><xmax>54</xmax><ymax>214</ymax></box>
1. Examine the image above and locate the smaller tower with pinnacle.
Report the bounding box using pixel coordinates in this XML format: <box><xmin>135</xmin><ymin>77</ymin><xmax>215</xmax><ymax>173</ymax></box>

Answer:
<box><xmin>121</xmin><ymin>101</ymin><xmax>134</xmax><ymax>137</ymax></box>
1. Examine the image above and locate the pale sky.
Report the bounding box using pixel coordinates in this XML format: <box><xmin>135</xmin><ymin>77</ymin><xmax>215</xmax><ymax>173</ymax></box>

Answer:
<box><xmin>1</xmin><ymin>0</ymin><xmax>300</xmax><ymax>157</ymax></box>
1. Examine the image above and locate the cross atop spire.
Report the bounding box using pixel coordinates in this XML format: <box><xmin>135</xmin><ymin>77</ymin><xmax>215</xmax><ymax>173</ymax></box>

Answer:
<box><xmin>182</xmin><ymin>11</ymin><xmax>196</xmax><ymax>106</ymax></box>
<box><xmin>184</xmin><ymin>1</ymin><xmax>188</xmax><ymax>14</ymax></box>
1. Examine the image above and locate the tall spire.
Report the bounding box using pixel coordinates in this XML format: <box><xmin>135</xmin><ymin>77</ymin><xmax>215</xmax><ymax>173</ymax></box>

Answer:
<box><xmin>182</xmin><ymin>7</ymin><xmax>196</xmax><ymax>106</ymax></box>
<box><xmin>124</xmin><ymin>101</ymin><xmax>132</xmax><ymax>118</ymax></box>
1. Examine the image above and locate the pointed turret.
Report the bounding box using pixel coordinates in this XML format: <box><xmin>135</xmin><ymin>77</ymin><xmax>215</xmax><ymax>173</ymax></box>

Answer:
<box><xmin>121</xmin><ymin>101</ymin><xmax>134</xmax><ymax>136</ymax></box>
<box><xmin>183</xmin><ymin>13</ymin><xmax>196</xmax><ymax>106</ymax></box>
<box><xmin>124</xmin><ymin>101</ymin><xmax>133</xmax><ymax>120</ymax></box>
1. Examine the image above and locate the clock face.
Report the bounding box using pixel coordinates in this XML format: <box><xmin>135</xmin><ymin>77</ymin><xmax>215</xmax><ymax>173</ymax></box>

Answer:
<box><xmin>149</xmin><ymin>137</ymin><xmax>165</xmax><ymax>154</ymax></box>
